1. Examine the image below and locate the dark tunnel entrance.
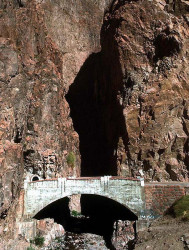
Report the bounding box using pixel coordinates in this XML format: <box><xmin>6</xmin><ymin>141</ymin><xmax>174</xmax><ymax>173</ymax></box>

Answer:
<box><xmin>34</xmin><ymin>194</ymin><xmax>138</xmax><ymax>249</ymax></box>
<box><xmin>32</xmin><ymin>176</ymin><xmax>39</xmax><ymax>182</ymax></box>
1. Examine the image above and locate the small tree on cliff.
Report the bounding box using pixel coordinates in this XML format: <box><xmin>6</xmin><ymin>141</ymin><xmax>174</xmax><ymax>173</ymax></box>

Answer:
<box><xmin>66</xmin><ymin>152</ymin><xmax>76</xmax><ymax>168</ymax></box>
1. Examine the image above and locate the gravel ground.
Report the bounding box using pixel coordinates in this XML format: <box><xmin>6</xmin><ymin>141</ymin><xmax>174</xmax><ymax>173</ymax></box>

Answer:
<box><xmin>135</xmin><ymin>216</ymin><xmax>189</xmax><ymax>250</ymax></box>
<box><xmin>43</xmin><ymin>232</ymin><xmax>108</xmax><ymax>250</ymax></box>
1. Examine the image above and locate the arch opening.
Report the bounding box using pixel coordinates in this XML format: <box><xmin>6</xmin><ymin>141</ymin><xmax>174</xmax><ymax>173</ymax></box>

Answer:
<box><xmin>33</xmin><ymin>194</ymin><xmax>138</xmax><ymax>249</ymax></box>
<box><xmin>31</xmin><ymin>176</ymin><xmax>39</xmax><ymax>182</ymax></box>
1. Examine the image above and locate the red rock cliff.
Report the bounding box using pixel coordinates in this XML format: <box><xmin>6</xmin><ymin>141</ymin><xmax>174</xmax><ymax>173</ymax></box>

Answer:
<box><xmin>101</xmin><ymin>0</ymin><xmax>189</xmax><ymax>182</ymax></box>
<box><xmin>67</xmin><ymin>0</ymin><xmax>189</xmax><ymax>182</ymax></box>
<box><xmin>0</xmin><ymin>0</ymin><xmax>189</xmax><ymax>241</ymax></box>
<box><xmin>0</xmin><ymin>0</ymin><xmax>112</xmax><ymax>236</ymax></box>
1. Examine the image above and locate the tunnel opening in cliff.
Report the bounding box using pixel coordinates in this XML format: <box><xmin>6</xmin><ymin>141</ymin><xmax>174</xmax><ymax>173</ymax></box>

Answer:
<box><xmin>34</xmin><ymin>194</ymin><xmax>137</xmax><ymax>249</ymax></box>
<box><xmin>32</xmin><ymin>176</ymin><xmax>39</xmax><ymax>181</ymax></box>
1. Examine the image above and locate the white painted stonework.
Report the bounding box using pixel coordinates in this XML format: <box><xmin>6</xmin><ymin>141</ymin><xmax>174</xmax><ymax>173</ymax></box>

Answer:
<box><xmin>24</xmin><ymin>177</ymin><xmax>145</xmax><ymax>218</ymax></box>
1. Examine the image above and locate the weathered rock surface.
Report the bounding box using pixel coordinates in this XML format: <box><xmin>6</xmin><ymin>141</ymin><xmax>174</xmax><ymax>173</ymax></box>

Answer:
<box><xmin>66</xmin><ymin>0</ymin><xmax>189</xmax><ymax>180</ymax></box>
<box><xmin>112</xmin><ymin>220</ymin><xmax>135</xmax><ymax>249</ymax></box>
<box><xmin>44</xmin><ymin>232</ymin><xmax>108</xmax><ymax>250</ymax></box>
<box><xmin>37</xmin><ymin>218</ymin><xmax>65</xmax><ymax>246</ymax></box>
<box><xmin>1</xmin><ymin>0</ymin><xmax>189</xmax><ymax>246</ymax></box>
<box><xmin>102</xmin><ymin>0</ymin><xmax>189</xmax><ymax>182</ymax></box>
<box><xmin>0</xmin><ymin>0</ymin><xmax>112</xmax><ymax>240</ymax></box>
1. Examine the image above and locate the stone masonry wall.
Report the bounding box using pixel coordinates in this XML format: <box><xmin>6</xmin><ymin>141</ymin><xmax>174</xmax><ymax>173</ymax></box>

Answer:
<box><xmin>24</xmin><ymin>178</ymin><xmax>144</xmax><ymax>218</ymax></box>
<box><xmin>144</xmin><ymin>184</ymin><xmax>186</xmax><ymax>218</ymax></box>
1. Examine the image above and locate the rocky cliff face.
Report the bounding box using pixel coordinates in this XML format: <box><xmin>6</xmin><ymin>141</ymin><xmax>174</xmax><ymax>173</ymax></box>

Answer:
<box><xmin>100</xmin><ymin>0</ymin><xmax>189</xmax><ymax>182</ymax></box>
<box><xmin>0</xmin><ymin>0</ymin><xmax>112</xmax><ymax>237</ymax></box>
<box><xmin>0</xmin><ymin>0</ymin><xmax>189</xmax><ymax>243</ymax></box>
<box><xmin>67</xmin><ymin>0</ymin><xmax>189</xmax><ymax>181</ymax></box>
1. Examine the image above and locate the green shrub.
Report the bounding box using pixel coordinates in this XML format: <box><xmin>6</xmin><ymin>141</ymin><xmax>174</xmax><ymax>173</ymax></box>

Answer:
<box><xmin>173</xmin><ymin>195</ymin><xmax>189</xmax><ymax>221</ymax></box>
<box><xmin>33</xmin><ymin>235</ymin><xmax>45</xmax><ymax>247</ymax></box>
<box><xmin>55</xmin><ymin>236</ymin><xmax>63</xmax><ymax>243</ymax></box>
<box><xmin>71</xmin><ymin>210</ymin><xmax>81</xmax><ymax>217</ymax></box>
<box><xmin>66</xmin><ymin>152</ymin><xmax>76</xmax><ymax>168</ymax></box>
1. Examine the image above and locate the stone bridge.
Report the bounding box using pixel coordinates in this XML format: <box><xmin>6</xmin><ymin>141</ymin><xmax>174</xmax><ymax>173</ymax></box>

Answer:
<box><xmin>24</xmin><ymin>176</ymin><xmax>189</xmax><ymax>228</ymax></box>
<box><xmin>24</xmin><ymin>176</ymin><xmax>145</xmax><ymax>219</ymax></box>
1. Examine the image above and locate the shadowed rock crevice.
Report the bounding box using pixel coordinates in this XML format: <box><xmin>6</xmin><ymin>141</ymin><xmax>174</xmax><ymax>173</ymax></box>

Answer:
<box><xmin>66</xmin><ymin>16</ymin><xmax>129</xmax><ymax>177</ymax></box>
<box><xmin>66</xmin><ymin>53</ymin><xmax>129</xmax><ymax>176</ymax></box>
<box><xmin>154</xmin><ymin>32</ymin><xmax>182</xmax><ymax>62</ymax></box>
<box><xmin>14</xmin><ymin>127</ymin><xmax>23</xmax><ymax>143</ymax></box>
<box><xmin>17</xmin><ymin>0</ymin><xmax>24</xmax><ymax>8</ymax></box>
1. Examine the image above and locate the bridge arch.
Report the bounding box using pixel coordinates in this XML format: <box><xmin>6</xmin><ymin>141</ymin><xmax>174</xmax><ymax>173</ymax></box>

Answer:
<box><xmin>24</xmin><ymin>178</ymin><xmax>144</xmax><ymax>219</ymax></box>
<box><xmin>33</xmin><ymin>193</ymin><xmax>138</xmax><ymax>239</ymax></box>
<box><xmin>33</xmin><ymin>193</ymin><xmax>138</xmax><ymax>220</ymax></box>
<box><xmin>34</xmin><ymin>196</ymin><xmax>71</xmax><ymax>225</ymax></box>
<box><xmin>29</xmin><ymin>191</ymin><xmax>140</xmax><ymax>219</ymax></box>
<box><xmin>80</xmin><ymin>194</ymin><xmax>138</xmax><ymax>220</ymax></box>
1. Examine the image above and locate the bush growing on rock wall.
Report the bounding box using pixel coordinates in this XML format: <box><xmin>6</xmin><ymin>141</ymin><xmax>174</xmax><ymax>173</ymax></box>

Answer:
<box><xmin>66</xmin><ymin>152</ymin><xmax>76</xmax><ymax>168</ymax></box>
<box><xmin>71</xmin><ymin>210</ymin><xmax>81</xmax><ymax>217</ymax></box>
<box><xmin>34</xmin><ymin>235</ymin><xmax>45</xmax><ymax>247</ymax></box>
<box><xmin>30</xmin><ymin>235</ymin><xmax>45</xmax><ymax>247</ymax></box>
<box><xmin>173</xmin><ymin>195</ymin><xmax>189</xmax><ymax>221</ymax></box>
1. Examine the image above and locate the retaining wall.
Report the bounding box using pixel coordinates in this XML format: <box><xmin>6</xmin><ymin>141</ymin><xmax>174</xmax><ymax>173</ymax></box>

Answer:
<box><xmin>144</xmin><ymin>183</ymin><xmax>188</xmax><ymax>218</ymax></box>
